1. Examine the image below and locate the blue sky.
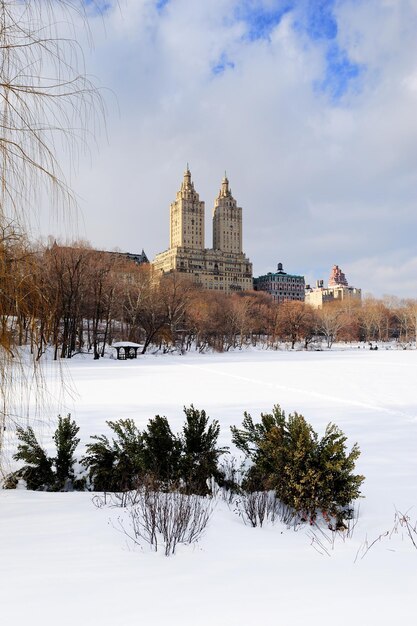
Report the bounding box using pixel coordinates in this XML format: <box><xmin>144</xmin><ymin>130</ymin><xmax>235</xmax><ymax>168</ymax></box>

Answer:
<box><xmin>227</xmin><ymin>1</ymin><xmax>363</xmax><ymax>100</ymax></box>
<box><xmin>43</xmin><ymin>0</ymin><xmax>417</xmax><ymax>297</ymax></box>
<box><xmin>235</xmin><ymin>1</ymin><xmax>294</xmax><ymax>40</ymax></box>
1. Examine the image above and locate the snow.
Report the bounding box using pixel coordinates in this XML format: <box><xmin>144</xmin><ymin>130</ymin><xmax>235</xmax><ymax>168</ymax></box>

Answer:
<box><xmin>1</xmin><ymin>348</ymin><xmax>417</xmax><ymax>625</ymax></box>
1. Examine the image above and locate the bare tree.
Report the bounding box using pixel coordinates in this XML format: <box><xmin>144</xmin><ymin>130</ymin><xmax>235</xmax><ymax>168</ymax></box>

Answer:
<box><xmin>316</xmin><ymin>302</ymin><xmax>347</xmax><ymax>348</ymax></box>
<box><xmin>360</xmin><ymin>296</ymin><xmax>390</xmax><ymax>342</ymax></box>
<box><xmin>276</xmin><ymin>301</ymin><xmax>316</xmax><ymax>349</ymax></box>
<box><xmin>158</xmin><ymin>272</ymin><xmax>196</xmax><ymax>352</ymax></box>
<box><xmin>404</xmin><ymin>300</ymin><xmax>417</xmax><ymax>345</ymax></box>
<box><xmin>118</xmin><ymin>264</ymin><xmax>168</xmax><ymax>353</ymax></box>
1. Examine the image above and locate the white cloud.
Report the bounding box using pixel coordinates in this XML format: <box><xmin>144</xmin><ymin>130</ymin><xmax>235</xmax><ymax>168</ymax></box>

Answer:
<box><xmin>34</xmin><ymin>0</ymin><xmax>417</xmax><ymax>297</ymax></box>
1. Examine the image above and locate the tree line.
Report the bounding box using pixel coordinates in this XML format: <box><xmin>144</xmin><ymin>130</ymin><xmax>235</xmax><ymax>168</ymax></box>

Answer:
<box><xmin>2</xmin><ymin>237</ymin><xmax>417</xmax><ymax>359</ymax></box>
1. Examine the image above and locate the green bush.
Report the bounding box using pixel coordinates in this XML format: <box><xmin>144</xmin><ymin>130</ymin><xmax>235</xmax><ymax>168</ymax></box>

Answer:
<box><xmin>81</xmin><ymin>419</ymin><xmax>143</xmax><ymax>491</ymax></box>
<box><xmin>10</xmin><ymin>426</ymin><xmax>55</xmax><ymax>490</ymax></box>
<box><xmin>7</xmin><ymin>414</ymin><xmax>82</xmax><ymax>491</ymax></box>
<box><xmin>54</xmin><ymin>415</ymin><xmax>81</xmax><ymax>490</ymax></box>
<box><xmin>82</xmin><ymin>407</ymin><xmax>227</xmax><ymax>495</ymax></box>
<box><xmin>231</xmin><ymin>405</ymin><xmax>364</xmax><ymax>523</ymax></box>
<box><xmin>181</xmin><ymin>405</ymin><xmax>228</xmax><ymax>495</ymax></box>
<box><xmin>142</xmin><ymin>415</ymin><xmax>182</xmax><ymax>486</ymax></box>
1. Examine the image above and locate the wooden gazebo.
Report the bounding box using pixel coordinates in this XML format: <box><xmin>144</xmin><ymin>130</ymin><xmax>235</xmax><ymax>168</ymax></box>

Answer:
<box><xmin>112</xmin><ymin>341</ymin><xmax>143</xmax><ymax>360</ymax></box>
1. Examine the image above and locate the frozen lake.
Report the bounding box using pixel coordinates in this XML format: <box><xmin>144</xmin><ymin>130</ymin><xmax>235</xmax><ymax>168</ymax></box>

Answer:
<box><xmin>1</xmin><ymin>348</ymin><xmax>416</xmax><ymax>625</ymax></box>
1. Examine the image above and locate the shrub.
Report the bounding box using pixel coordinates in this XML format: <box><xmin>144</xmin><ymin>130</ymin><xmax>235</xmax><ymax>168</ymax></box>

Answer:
<box><xmin>101</xmin><ymin>487</ymin><xmax>214</xmax><ymax>556</ymax></box>
<box><xmin>181</xmin><ymin>405</ymin><xmax>228</xmax><ymax>495</ymax></box>
<box><xmin>7</xmin><ymin>414</ymin><xmax>82</xmax><ymax>491</ymax></box>
<box><xmin>127</xmin><ymin>489</ymin><xmax>214</xmax><ymax>556</ymax></box>
<box><xmin>82</xmin><ymin>407</ymin><xmax>228</xmax><ymax>494</ymax></box>
<box><xmin>81</xmin><ymin>419</ymin><xmax>144</xmax><ymax>491</ymax></box>
<box><xmin>231</xmin><ymin>405</ymin><xmax>364</xmax><ymax>523</ymax></box>
<box><xmin>10</xmin><ymin>426</ymin><xmax>55</xmax><ymax>490</ymax></box>
<box><xmin>53</xmin><ymin>415</ymin><xmax>81</xmax><ymax>490</ymax></box>
<box><xmin>142</xmin><ymin>415</ymin><xmax>182</xmax><ymax>487</ymax></box>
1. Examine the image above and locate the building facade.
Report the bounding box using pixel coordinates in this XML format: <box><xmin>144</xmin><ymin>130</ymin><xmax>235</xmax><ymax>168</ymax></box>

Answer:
<box><xmin>305</xmin><ymin>265</ymin><xmax>361</xmax><ymax>309</ymax></box>
<box><xmin>254</xmin><ymin>263</ymin><xmax>305</xmax><ymax>303</ymax></box>
<box><xmin>153</xmin><ymin>168</ymin><xmax>253</xmax><ymax>292</ymax></box>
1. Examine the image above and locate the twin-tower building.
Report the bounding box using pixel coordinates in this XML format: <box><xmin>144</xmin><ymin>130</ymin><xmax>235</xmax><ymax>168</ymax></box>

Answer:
<box><xmin>153</xmin><ymin>167</ymin><xmax>253</xmax><ymax>292</ymax></box>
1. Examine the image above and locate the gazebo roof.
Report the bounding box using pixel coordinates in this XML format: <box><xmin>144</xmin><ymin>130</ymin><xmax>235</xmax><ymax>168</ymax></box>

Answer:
<box><xmin>112</xmin><ymin>342</ymin><xmax>143</xmax><ymax>348</ymax></box>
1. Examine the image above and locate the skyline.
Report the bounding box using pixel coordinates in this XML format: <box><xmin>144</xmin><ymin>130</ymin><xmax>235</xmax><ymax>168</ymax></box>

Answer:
<box><xmin>34</xmin><ymin>0</ymin><xmax>417</xmax><ymax>298</ymax></box>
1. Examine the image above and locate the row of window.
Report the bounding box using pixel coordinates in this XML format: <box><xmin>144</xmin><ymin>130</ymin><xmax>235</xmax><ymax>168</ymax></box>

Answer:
<box><xmin>258</xmin><ymin>277</ymin><xmax>304</xmax><ymax>283</ymax></box>
<box><xmin>267</xmin><ymin>284</ymin><xmax>304</xmax><ymax>290</ymax></box>
<box><xmin>272</xmin><ymin>294</ymin><xmax>304</xmax><ymax>299</ymax></box>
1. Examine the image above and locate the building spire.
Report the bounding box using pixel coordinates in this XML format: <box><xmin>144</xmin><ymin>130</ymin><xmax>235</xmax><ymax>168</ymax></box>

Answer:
<box><xmin>182</xmin><ymin>163</ymin><xmax>193</xmax><ymax>190</ymax></box>
<box><xmin>220</xmin><ymin>171</ymin><xmax>230</xmax><ymax>197</ymax></box>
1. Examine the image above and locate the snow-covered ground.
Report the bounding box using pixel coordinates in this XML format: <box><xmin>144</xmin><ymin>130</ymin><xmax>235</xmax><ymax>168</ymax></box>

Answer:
<box><xmin>1</xmin><ymin>348</ymin><xmax>417</xmax><ymax>625</ymax></box>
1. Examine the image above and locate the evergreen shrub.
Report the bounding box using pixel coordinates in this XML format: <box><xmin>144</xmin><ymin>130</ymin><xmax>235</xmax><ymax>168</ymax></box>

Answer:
<box><xmin>81</xmin><ymin>419</ymin><xmax>144</xmax><ymax>491</ymax></box>
<box><xmin>231</xmin><ymin>405</ymin><xmax>364</xmax><ymax>524</ymax></box>
<box><xmin>181</xmin><ymin>405</ymin><xmax>228</xmax><ymax>495</ymax></box>
<box><xmin>6</xmin><ymin>414</ymin><xmax>83</xmax><ymax>491</ymax></box>
<box><xmin>142</xmin><ymin>415</ymin><xmax>182</xmax><ymax>487</ymax></box>
<box><xmin>82</xmin><ymin>406</ymin><xmax>227</xmax><ymax>494</ymax></box>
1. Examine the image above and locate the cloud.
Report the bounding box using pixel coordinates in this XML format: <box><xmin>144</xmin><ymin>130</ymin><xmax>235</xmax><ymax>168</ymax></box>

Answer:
<box><xmin>35</xmin><ymin>0</ymin><xmax>417</xmax><ymax>298</ymax></box>
<box><xmin>347</xmin><ymin>254</ymin><xmax>417</xmax><ymax>299</ymax></box>
<box><xmin>315</xmin><ymin>42</ymin><xmax>363</xmax><ymax>99</ymax></box>
<box><xmin>83</xmin><ymin>0</ymin><xmax>112</xmax><ymax>15</ymax></box>
<box><xmin>212</xmin><ymin>52</ymin><xmax>235</xmax><ymax>75</ymax></box>
<box><xmin>156</xmin><ymin>0</ymin><xmax>170</xmax><ymax>10</ymax></box>
<box><xmin>303</xmin><ymin>0</ymin><xmax>338</xmax><ymax>40</ymax></box>
<box><xmin>235</xmin><ymin>0</ymin><xmax>294</xmax><ymax>41</ymax></box>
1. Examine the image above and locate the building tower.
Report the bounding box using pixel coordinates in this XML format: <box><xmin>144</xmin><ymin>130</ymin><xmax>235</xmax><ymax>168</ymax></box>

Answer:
<box><xmin>212</xmin><ymin>173</ymin><xmax>242</xmax><ymax>254</ymax></box>
<box><xmin>170</xmin><ymin>166</ymin><xmax>205</xmax><ymax>250</ymax></box>
<box><xmin>328</xmin><ymin>264</ymin><xmax>348</xmax><ymax>287</ymax></box>
<box><xmin>153</xmin><ymin>168</ymin><xmax>253</xmax><ymax>293</ymax></box>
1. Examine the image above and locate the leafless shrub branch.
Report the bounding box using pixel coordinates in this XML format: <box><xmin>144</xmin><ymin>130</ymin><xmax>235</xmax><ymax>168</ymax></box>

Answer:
<box><xmin>233</xmin><ymin>491</ymin><xmax>298</xmax><ymax>528</ymax></box>
<box><xmin>355</xmin><ymin>507</ymin><xmax>417</xmax><ymax>562</ymax></box>
<box><xmin>96</xmin><ymin>487</ymin><xmax>214</xmax><ymax>556</ymax></box>
<box><xmin>307</xmin><ymin>506</ymin><xmax>359</xmax><ymax>557</ymax></box>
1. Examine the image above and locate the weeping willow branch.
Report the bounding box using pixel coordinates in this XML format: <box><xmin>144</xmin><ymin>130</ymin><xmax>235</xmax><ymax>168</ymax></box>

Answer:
<box><xmin>0</xmin><ymin>0</ymin><xmax>105</xmax><ymax>472</ymax></box>
<box><xmin>0</xmin><ymin>0</ymin><xmax>105</xmax><ymax>223</ymax></box>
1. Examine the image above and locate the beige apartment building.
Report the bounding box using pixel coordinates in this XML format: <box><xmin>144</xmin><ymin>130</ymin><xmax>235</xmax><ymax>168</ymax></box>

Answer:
<box><xmin>305</xmin><ymin>265</ymin><xmax>362</xmax><ymax>309</ymax></box>
<box><xmin>153</xmin><ymin>168</ymin><xmax>253</xmax><ymax>292</ymax></box>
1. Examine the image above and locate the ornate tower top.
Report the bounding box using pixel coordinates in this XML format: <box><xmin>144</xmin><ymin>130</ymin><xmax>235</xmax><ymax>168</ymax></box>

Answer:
<box><xmin>328</xmin><ymin>264</ymin><xmax>348</xmax><ymax>287</ymax></box>
<box><xmin>181</xmin><ymin>165</ymin><xmax>195</xmax><ymax>192</ymax></box>
<box><xmin>175</xmin><ymin>166</ymin><xmax>202</xmax><ymax>205</ymax></box>
<box><xmin>218</xmin><ymin>173</ymin><xmax>232</xmax><ymax>198</ymax></box>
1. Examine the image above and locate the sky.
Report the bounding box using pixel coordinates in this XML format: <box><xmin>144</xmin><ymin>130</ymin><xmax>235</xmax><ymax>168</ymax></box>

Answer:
<box><xmin>37</xmin><ymin>0</ymin><xmax>417</xmax><ymax>297</ymax></box>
